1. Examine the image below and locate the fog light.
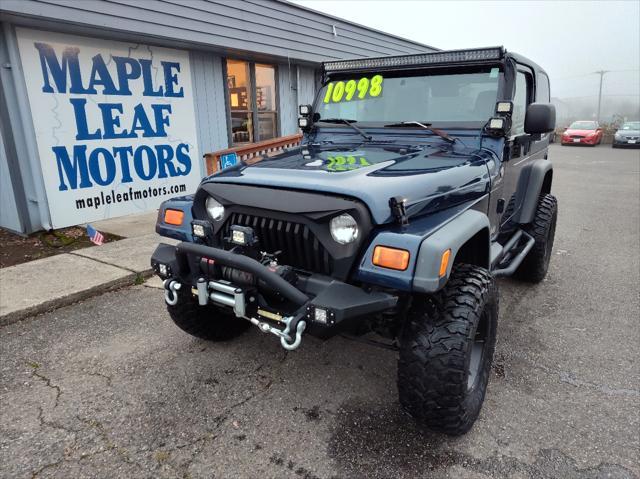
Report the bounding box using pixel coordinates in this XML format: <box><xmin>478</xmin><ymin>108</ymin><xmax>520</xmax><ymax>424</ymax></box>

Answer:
<box><xmin>232</xmin><ymin>229</ymin><xmax>246</xmax><ymax>245</ymax></box>
<box><xmin>193</xmin><ymin>223</ymin><xmax>206</xmax><ymax>238</ymax></box>
<box><xmin>314</xmin><ymin>308</ymin><xmax>327</xmax><ymax>324</ymax></box>
<box><xmin>298</xmin><ymin>117</ymin><xmax>310</xmax><ymax>128</ymax></box>
<box><xmin>229</xmin><ymin>225</ymin><xmax>256</xmax><ymax>246</ymax></box>
<box><xmin>158</xmin><ymin>264</ymin><xmax>168</xmax><ymax>277</ymax></box>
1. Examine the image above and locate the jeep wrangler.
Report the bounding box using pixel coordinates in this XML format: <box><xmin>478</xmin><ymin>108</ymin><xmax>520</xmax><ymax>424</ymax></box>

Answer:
<box><xmin>151</xmin><ymin>47</ymin><xmax>557</xmax><ymax>435</ymax></box>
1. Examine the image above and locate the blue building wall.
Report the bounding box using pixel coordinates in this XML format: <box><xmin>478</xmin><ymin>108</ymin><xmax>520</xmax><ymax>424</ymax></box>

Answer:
<box><xmin>0</xmin><ymin>0</ymin><xmax>436</xmax><ymax>233</ymax></box>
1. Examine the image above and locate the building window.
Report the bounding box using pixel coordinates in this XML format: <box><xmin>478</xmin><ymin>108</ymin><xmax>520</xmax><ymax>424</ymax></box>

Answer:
<box><xmin>226</xmin><ymin>59</ymin><xmax>278</xmax><ymax>145</ymax></box>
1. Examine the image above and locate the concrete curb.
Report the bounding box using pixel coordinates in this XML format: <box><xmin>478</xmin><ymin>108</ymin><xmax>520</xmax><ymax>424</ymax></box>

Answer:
<box><xmin>0</xmin><ymin>232</ymin><xmax>174</xmax><ymax>327</ymax></box>
<box><xmin>0</xmin><ymin>270</ymin><xmax>154</xmax><ymax>327</ymax></box>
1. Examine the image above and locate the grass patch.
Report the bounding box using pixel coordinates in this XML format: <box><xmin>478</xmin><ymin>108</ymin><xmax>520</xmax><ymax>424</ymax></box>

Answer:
<box><xmin>154</xmin><ymin>451</ymin><xmax>170</xmax><ymax>463</ymax></box>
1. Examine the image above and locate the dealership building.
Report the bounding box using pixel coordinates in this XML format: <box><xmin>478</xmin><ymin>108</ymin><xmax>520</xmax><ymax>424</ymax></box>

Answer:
<box><xmin>0</xmin><ymin>0</ymin><xmax>435</xmax><ymax>234</ymax></box>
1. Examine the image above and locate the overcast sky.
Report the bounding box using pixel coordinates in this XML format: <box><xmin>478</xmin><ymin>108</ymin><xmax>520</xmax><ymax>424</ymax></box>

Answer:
<box><xmin>291</xmin><ymin>0</ymin><xmax>640</xmax><ymax>102</ymax></box>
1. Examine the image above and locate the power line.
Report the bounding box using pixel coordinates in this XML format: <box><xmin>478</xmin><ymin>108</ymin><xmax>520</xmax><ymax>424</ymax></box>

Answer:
<box><xmin>557</xmin><ymin>94</ymin><xmax>640</xmax><ymax>99</ymax></box>
<box><xmin>553</xmin><ymin>69</ymin><xmax>639</xmax><ymax>81</ymax></box>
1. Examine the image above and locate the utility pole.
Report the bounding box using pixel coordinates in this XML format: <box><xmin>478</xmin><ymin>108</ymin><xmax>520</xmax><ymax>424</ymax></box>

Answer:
<box><xmin>594</xmin><ymin>70</ymin><xmax>609</xmax><ymax>122</ymax></box>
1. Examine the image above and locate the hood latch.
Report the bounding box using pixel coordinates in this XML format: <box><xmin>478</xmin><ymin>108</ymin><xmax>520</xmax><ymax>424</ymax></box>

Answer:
<box><xmin>389</xmin><ymin>196</ymin><xmax>409</xmax><ymax>226</ymax></box>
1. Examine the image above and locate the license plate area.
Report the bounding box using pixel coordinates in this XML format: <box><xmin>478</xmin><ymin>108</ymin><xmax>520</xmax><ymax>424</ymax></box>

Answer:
<box><xmin>573</xmin><ymin>139</ymin><xmax>581</xmax><ymax>143</ymax></box>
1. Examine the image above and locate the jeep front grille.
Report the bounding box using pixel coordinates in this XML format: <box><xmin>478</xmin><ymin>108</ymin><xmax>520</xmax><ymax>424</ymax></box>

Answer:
<box><xmin>222</xmin><ymin>213</ymin><xmax>333</xmax><ymax>275</ymax></box>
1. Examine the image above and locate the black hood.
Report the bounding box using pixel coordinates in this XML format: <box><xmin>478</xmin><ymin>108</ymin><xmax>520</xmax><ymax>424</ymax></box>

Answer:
<box><xmin>206</xmin><ymin>143</ymin><xmax>493</xmax><ymax>224</ymax></box>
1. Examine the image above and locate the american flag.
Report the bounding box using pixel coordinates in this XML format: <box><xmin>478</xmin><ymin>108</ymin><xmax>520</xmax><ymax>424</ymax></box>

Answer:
<box><xmin>86</xmin><ymin>224</ymin><xmax>104</xmax><ymax>246</ymax></box>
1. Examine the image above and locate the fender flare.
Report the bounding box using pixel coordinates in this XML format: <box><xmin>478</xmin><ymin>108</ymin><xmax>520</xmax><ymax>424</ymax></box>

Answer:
<box><xmin>518</xmin><ymin>159</ymin><xmax>553</xmax><ymax>224</ymax></box>
<box><xmin>412</xmin><ymin>209</ymin><xmax>490</xmax><ymax>293</ymax></box>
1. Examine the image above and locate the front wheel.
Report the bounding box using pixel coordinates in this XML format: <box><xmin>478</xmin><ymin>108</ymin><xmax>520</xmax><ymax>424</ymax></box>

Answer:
<box><xmin>397</xmin><ymin>264</ymin><xmax>498</xmax><ymax>435</ymax></box>
<box><xmin>167</xmin><ymin>289</ymin><xmax>250</xmax><ymax>341</ymax></box>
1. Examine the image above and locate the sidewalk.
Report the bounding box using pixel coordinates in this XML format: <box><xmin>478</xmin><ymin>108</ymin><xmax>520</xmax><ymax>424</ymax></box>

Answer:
<box><xmin>0</xmin><ymin>211</ymin><xmax>173</xmax><ymax>326</ymax></box>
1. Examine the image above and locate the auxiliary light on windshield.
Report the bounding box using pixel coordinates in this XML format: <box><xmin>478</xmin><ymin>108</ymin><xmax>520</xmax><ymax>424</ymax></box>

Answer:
<box><xmin>496</xmin><ymin>101</ymin><xmax>513</xmax><ymax>114</ymax></box>
<box><xmin>323</xmin><ymin>47</ymin><xmax>504</xmax><ymax>72</ymax></box>
<box><xmin>485</xmin><ymin>117</ymin><xmax>509</xmax><ymax>137</ymax></box>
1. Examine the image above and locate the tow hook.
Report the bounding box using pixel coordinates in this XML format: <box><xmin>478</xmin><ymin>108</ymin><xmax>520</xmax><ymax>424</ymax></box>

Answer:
<box><xmin>280</xmin><ymin>315</ymin><xmax>307</xmax><ymax>351</ymax></box>
<box><xmin>247</xmin><ymin>314</ymin><xmax>307</xmax><ymax>351</ymax></box>
<box><xmin>163</xmin><ymin>279</ymin><xmax>182</xmax><ymax>306</ymax></box>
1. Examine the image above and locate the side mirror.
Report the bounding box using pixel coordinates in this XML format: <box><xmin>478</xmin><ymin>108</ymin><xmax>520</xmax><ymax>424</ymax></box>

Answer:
<box><xmin>524</xmin><ymin>103</ymin><xmax>556</xmax><ymax>134</ymax></box>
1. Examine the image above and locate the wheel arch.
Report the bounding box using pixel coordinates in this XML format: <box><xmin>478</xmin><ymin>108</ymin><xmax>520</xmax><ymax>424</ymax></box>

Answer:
<box><xmin>413</xmin><ymin>209</ymin><xmax>490</xmax><ymax>293</ymax></box>
<box><xmin>518</xmin><ymin>159</ymin><xmax>553</xmax><ymax>224</ymax></box>
<box><xmin>454</xmin><ymin>227</ymin><xmax>491</xmax><ymax>269</ymax></box>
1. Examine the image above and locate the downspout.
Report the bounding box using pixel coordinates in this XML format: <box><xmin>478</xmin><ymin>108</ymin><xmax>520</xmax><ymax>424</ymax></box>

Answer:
<box><xmin>2</xmin><ymin>22</ymin><xmax>52</xmax><ymax>231</ymax></box>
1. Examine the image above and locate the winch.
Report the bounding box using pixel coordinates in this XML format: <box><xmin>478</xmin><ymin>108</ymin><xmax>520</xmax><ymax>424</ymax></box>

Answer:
<box><xmin>162</xmin><ymin>274</ymin><xmax>307</xmax><ymax>351</ymax></box>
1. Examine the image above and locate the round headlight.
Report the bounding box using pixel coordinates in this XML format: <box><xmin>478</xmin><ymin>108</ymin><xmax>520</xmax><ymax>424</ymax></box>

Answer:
<box><xmin>330</xmin><ymin>213</ymin><xmax>359</xmax><ymax>244</ymax></box>
<box><xmin>206</xmin><ymin>197</ymin><xmax>225</xmax><ymax>221</ymax></box>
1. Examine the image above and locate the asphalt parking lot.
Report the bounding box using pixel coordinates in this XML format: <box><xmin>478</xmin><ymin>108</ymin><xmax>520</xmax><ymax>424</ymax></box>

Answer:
<box><xmin>1</xmin><ymin>144</ymin><xmax>639</xmax><ymax>479</ymax></box>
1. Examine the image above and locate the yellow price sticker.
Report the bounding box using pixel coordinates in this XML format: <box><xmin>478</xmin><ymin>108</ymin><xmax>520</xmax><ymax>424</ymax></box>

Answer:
<box><xmin>323</xmin><ymin>75</ymin><xmax>384</xmax><ymax>104</ymax></box>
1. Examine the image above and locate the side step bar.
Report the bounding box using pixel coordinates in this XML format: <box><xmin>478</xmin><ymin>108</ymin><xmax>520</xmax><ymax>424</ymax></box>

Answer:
<box><xmin>492</xmin><ymin>230</ymin><xmax>535</xmax><ymax>277</ymax></box>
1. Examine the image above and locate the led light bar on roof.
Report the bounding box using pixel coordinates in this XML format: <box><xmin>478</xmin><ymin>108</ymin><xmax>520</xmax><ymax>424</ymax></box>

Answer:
<box><xmin>323</xmin><ymin>47</ymin><xmax>504</xmax><ymax>72</ymax></box>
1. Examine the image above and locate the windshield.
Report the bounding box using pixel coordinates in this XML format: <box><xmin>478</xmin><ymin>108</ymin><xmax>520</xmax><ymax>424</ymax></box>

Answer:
<box><xmin>315</xmin><ymin>67</ymin><xmax>500</xmax><ymax>125</ymax></box>
<box><xmin>569</xmin><ymin>121</ymin><xmax>598</xmax><ymax>130</ymax></box>
<box><xmin>621</xmin><ymin>122</ymin><xmax>640</xmax><ymax>130</ymax></box>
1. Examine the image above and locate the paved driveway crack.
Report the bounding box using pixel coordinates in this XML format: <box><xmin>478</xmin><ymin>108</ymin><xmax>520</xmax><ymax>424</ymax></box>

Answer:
<box><xmin>27</xmin><ymin>362</ymin><xmax>62</xmax><ymax>407</ymax></box>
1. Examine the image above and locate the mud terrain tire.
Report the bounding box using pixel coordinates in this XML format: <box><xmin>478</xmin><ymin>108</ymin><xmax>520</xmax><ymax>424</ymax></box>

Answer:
<box><xmin>516</xmin><ymin>194</ymin><xmax>558</xmax><ymax>283</ymax></box>
<box><xmin>398</xmin><ymin>264</ymin><xmax>498</xmax><ymax>435</ymax></box>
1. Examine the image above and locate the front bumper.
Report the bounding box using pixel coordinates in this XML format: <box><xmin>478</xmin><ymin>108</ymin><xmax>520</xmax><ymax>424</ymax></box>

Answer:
<box><xmin>612</xmin><ymin>138</ymin><xmax>640</xmax><ymax>147</ymax></box>
<box><xmin>561</xmin><ymin>136</ymin><xmax>598</xmax><ymax>145</ymax></box>
<box><xmin>151</xmin><ymin>242</ymin><xmax>397</xmax><ymax>349</ymax></box>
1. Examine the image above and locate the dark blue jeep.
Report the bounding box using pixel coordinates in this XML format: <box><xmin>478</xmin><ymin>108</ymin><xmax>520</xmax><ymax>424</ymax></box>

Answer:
<box><xmin>151</xmin><ymin>47</ymin><xmax>557</xmax><ymax>435</ymax></box>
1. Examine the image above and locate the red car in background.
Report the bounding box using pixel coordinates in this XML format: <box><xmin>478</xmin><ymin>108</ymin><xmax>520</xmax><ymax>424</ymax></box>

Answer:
<box><xmin>561</xmin><ymin>121</ymin><xmax>604</xmax><ymax>146</ymax></box>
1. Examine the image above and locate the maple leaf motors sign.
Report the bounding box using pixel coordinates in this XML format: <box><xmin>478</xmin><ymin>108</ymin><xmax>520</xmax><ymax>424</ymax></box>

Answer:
<box><xmin>16</xmin><ymin>28</ymin><xmax>201</xmax><ymax>228</ymax></box>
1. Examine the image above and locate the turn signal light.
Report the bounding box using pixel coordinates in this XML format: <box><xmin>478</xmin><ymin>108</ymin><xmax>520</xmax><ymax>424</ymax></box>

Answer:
<box><xmin>164</xmin><ymin>209</ymin><xmax>184</xmax><ymax>225</ymax></box>
<box><xmin>439</xmin><ymin>249</ymin><xmax>451</xmax><ymax>277</ymax></box>
<box><xmin>372</xmin><ymin>246</ymin><xmax>410</xmax><ymax>271</ymax></box>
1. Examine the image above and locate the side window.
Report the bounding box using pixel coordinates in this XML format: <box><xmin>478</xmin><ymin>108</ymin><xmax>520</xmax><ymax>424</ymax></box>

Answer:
<box><xmin>537</xmin><ymin>72</ymin><xmax>550</xmax><ymax>102</ymax></box>
<box><xmin>512</xmin><ymin>71</ymin><xmax>532</xmax><ymax>135</ymax></box>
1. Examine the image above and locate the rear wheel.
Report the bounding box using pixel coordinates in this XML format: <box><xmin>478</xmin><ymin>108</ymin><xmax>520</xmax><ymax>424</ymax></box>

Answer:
<box><xmin>397</xmin><ymin>264</ymin><xmax>498</xmax><ymax>436</ymax></box>
<box><xmin>515</xmin><ymin>194</ymin><xmax>558</xmax><ymax>283</ymax></box>
<box><xmin>167</xmin><ymin>289</ymin><xmax>250</xmax><ymax>341</ymax></box>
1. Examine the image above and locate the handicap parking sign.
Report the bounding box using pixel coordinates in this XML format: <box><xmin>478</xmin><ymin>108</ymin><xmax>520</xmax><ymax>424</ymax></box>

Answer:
<box><xmin>220</xmin><ymin>152</ymin><xmax>238</xmax><ymax>170</ymax></box>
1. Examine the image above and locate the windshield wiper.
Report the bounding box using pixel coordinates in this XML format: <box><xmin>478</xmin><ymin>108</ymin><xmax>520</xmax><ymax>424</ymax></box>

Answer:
<box><xmin>383</xmin><ymin>121</ymin><xmax>454</xmax><ymax>144</ymax></box>
<box><xmin>317</xmin><ymin>118</ymin><xmax>372</xmax><ymax>141</ymax></box>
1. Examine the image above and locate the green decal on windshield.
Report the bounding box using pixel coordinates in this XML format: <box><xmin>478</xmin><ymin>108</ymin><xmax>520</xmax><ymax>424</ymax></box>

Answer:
<box><xmin>323</xmin><ymin>75</ymin><xmax>383</xmax><ymax>104</ymax></box>
<box><xmin>327</xmin><ymin>155</ymin><xmax>372</xmax><ymax>171</ymax></box>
